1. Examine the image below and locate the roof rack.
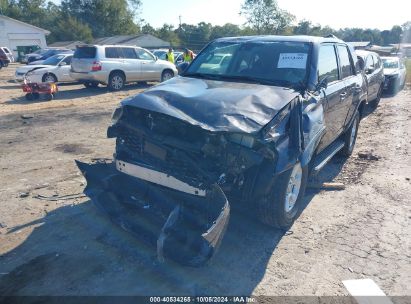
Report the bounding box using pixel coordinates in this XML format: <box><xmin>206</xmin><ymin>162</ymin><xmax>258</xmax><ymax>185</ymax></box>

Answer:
<box><xmin>324</xmin><ymin>34</ymin><xmax>338</xmax><ymax>39</ymax></box>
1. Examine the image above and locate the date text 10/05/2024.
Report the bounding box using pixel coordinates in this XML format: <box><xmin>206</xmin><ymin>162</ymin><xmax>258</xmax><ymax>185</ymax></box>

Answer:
<box><xmin>149</xmin><ymin>296</ymin><xmax>256</xmax><ymax>303</ymax></box>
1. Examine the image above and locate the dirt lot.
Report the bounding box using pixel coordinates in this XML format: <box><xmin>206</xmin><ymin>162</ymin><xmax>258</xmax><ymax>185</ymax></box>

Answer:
<box><xmin>0</xmin><ymin>63</ymin><xmax>410</xmax><ymax>296</ymax></box>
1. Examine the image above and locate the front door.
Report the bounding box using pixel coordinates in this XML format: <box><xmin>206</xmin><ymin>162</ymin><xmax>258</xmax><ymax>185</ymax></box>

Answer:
<box><xmin>59</xmin><ymin>55</ymin><xmax>73</xmax><ymax>82</ymax></box>
<box><xmin>120</xmin><ymin>47</ymin><xmax>141</xmax><ymax>82</ymax></box>
<box><xmin>316</xmin><ymin>43</ymin><xmax>347</xmax><ymax>152</ymax></box>
<box><xmin>136</xmin><ymin>49</ymin><xmax>160</xmax><ymax>81</ymax></box>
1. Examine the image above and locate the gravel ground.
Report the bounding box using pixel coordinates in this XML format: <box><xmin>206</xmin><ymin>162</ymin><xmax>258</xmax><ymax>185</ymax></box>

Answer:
<box><xmin>0</xmin><ymin>64</ymin><xmax>410</xmax><ymax>296</ymax></box>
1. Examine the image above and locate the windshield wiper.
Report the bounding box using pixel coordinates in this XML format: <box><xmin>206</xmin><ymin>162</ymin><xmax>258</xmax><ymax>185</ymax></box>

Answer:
<box><xmin>183</xmin><ymin>73</ymin><xmax>305</xmax><ymax>90</ymax></box>
<box><xmin>195</xmin><ymin>74</ymin><xmax>277</xmax><ymax>86</ymax></box>
<box><xmin>216</xmin><ymin>75</ymin><xmax>302</xmax><ymax>89</ymax></box>
<box><xmin>183</xmin><ymin>73</ymin><xmax>221</xmax><ymax>80</ymax></box>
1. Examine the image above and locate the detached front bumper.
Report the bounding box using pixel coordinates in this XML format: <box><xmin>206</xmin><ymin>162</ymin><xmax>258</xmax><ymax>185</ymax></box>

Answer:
<box><xmin>76</xmin><ymin>160</ymin><xmax>230</xmax><ymax>267</ymax></box>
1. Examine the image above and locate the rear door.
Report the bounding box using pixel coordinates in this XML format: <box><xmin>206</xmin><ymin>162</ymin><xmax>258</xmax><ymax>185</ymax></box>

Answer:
<box><xmin>71</xmin><ymin>46</ymin><xmax>97</xmax><ymax>73</ymax></box>
<box><xmin>316</xmin><ymin>43</ymin><xmax>347</xmax><ymax>151</ymax></box>
<box><xmin>372</xmin><ymin>54</ymin><xmax>384</xmax><ymax>93</ymax></box>
<box><xmin>120</xmin><ymin>47</ymin><xmax>141</xmax><ymax>81</ymax></box>
<box><xmin>336</xmin><ymin>44</ymin><xmax>357</xmax><ymax>129</ymax></box>
<box><xmin>104</xmin><ymin>47</ymin><xmax>125</xmax><ymax>76</ymax></box>
<box><xmin>364</xmin><ymin>54</ymin><xmax>376</xmax><ymax>99</ymax></box>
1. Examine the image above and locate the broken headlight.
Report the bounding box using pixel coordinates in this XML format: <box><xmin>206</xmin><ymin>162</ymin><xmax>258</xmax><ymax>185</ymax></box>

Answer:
<box><xmin>227</xmin><ymin>133</ymin><xmax>256</xmax><ymax>148</ymax></box>
<box><xmin>263</xmin><ymin>105</ymin><xmax>290</xmax><ymax>142</ymax></box>
<box><xmin>111</xmin><ymin>106</ymin><xmax>123</xmax><ymax>124</ymax></box>
<box><xmin>25</xmin><ymin>70</ymin><xmax>37</xmax><ymax>77</ymax></box>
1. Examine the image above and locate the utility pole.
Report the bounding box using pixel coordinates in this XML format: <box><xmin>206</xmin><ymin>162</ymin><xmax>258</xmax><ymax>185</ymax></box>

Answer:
<box><xmin>179</xmin><ymin>15</ymin><xmax>182</xmax><ymax>28</ymax></box>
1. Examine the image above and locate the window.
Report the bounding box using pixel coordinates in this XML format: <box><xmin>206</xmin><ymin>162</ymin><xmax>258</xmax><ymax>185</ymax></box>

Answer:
<box><xmin>63</xmin><ymin>55</ymin><xmax>72</xmax><ymax>64</ymax></box>
<box><xmin>43</xmin><ymin>55</ymin><xmax>65</xmax><ymax>65</ymax></box>
<box><xmin>365</xmin><ymin>55</ymin><xmax>374</xmax><ymax>70</ymax></box>
<box><xmin>382</xmin><ymin>58</ymin><xmax>399</xmax><ymax>69</ymax></box>
<box><xmin>372</xmin><ymin>55</ymin><xmax>380</xmax><ymax>69</ymax></box>
<box><xmin>105</xmin><ymin>47</ymin><xmax>121</xmax><ymax>58</ymax></box>
<box><xmin>136</xmin><ymin>49</ymin><xmax>154</xmax><ymax>60</ymax></box>
<box><xmin>74</xmin><ymin>47</ymin><xmax>96</xmax><ymax>59</ymax></box>
<box><xmin>318</xmin><ymin>44</ymin><xmax>339</xmax><ymax>83</ymax></box>
<box><xmin>121</xmin><ymin>48</ymin><xmax>138</xmax><ymax>59</ymax></box>
<box><xmin>337</xmin><ymin>45</ymin><xmax>354</xmax><ymax>79</ymax></box>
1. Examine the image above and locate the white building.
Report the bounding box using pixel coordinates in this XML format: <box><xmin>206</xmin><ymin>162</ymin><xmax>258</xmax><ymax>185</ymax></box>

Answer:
<box><xmin>0</xmin><ymin>15</ymin><xmax>49</xmax><ymax>57</ymax></box>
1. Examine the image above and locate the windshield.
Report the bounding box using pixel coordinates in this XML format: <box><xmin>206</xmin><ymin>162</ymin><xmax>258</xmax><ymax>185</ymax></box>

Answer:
<box><xmin>42</xmin><ymin>55</ymin><xmax>65</xmax><ymax>65</ymax></box>
<box><xmin>184</xmin><ymin>41</ymin><xmax>311</xmax><ymax>88</ymax></box>
<box><xmin>382</xmin><ymin>58</ymin><xmax>399</xmax><ymax>69</ymax></box>
<box><xmin>153</xmin><ymin>51</ymin><xmax>167</xmax><ymax>60</ymax></box>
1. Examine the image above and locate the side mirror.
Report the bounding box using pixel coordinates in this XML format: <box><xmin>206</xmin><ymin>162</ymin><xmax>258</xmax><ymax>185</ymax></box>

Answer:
<box><xmin>154</xmin><ymin>56</ymin><xmax>158</xmax><ymax>61</ymax></box>
<box><xmin>59</xmin><ymin>62</ymin><xmax>67</xmax><ymax>66</ymax></box>
<box><xmin>316</xmin><ymin>77</ymin><xmax>328</xmax><ymax>91</ymax></box>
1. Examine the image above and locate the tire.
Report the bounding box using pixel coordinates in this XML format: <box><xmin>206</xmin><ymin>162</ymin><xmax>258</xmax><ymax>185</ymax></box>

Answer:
<box><xmin>0</xmin><ymin>61</ymin><xmax>3</xmax><ymax>69</ymax></box>
<box><xmin>340</xmin><ymin>110</ymin><xmax>360</xmax><ymax>157</ymax></box>
<box><xmin>42</xmin><ymin>73</ymin><xmax>57</xmax><ymax>83</ymax></box>
<box><xmin>391</xmin><ymin>79</ymin><xmax>400</xmax><ymax>95</ymax></box>
<box><xmin>25</xmin><ymin>93</ymin><xmax>33</xmax><ymax>101</ymax></box>
<box><xmin>257</xmin><ymin>162</ymin><xmax>308</xmax><ymax>229</ymax></box>
<box><xmin>161</xmin><ymin>69</ymin><xmax>174</xmax><ymax>82</ymax></box>
<box><xmin>83</xmin><ymin>82</ymin><xmax>99</xmax><ymax>88</ymax></box>
<box><xmin>400</xmin><ymin>79</ymin><xmax>405</xmax><ymax>91</ymax></box>
<box><xmin>108</xmin><ymin>72</ymin><xmax>125</xmax><ymax>91</ymax></box>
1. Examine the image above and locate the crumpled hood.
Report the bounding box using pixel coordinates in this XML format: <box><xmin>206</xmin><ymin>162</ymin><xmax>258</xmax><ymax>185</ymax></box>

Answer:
<box><xmin>121</xmin><ymin>76</ymin><xmax>300</xmax><ymax>133</ymax></box>
<box><xmin>16</xmin><ymin>65</ymin><xmax>50</xmax><ymax>73</ymax></box>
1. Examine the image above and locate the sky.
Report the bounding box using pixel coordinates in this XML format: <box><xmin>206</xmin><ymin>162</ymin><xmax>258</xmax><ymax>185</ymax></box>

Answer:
<box><xmin>140</xmin><ymin>0</ymin><xmax>411</xmax><ymax>30</ymax></box>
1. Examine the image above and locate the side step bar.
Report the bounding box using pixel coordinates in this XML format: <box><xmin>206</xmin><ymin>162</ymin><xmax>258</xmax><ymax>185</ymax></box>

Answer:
<box><xmin>312</xmin><ymin>140</ymin><xmax>345</xmax><ymax>173</ymax></box>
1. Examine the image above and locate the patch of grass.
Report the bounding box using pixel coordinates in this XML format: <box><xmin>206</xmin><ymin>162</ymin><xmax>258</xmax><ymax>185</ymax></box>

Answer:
<box><xmin>406</xmin><ymin>59</ymin><xmax>411</xmax><ymax>83</ymax></box>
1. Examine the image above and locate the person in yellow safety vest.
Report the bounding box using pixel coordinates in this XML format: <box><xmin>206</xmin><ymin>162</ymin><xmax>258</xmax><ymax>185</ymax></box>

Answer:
<box><xmin>166</xmin><ymin>48</ymin><xmax>174</xmax><ymax>64</ymax></box>
<box><xmin>183</xmin><ymin>48</ymin><xmax>194</xmax><ymax>62</ymax></box>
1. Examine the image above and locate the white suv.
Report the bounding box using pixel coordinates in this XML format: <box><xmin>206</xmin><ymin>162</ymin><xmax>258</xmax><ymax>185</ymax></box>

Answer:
<box><xmin>70</xmin><ymin>45</ymin><xmax>178</xmax><ymax>90</ymax></box>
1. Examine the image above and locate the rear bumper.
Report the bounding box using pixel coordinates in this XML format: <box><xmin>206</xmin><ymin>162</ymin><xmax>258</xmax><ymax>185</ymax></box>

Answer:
<box><xmin>70</xmin><ymin>71</ymin><xmax>108</xmax><ymax>84</ymax></box>
<box><xmin>76</xmin><ymin>160</ymin><xmax>230</xmax><ymax>266</ymax></box>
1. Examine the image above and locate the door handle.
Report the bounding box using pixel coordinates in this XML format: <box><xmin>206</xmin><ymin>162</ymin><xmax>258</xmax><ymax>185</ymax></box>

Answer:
<box><xmin>354</xmin><ymin>85</ymin><xmax>362</xmax><ymax>93</ymax></box>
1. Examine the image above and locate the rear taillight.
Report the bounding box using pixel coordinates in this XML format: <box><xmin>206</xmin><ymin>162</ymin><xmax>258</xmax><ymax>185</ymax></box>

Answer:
<box><xmin>91</xmin><ymin>61</ymin><xmax>102</xmax><ymax>71</ymax></box>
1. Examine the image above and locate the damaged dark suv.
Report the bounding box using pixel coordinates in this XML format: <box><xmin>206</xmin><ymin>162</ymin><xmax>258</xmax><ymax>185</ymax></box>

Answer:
<box><xmin>77</xmin><ymin>35</ymin><xmax>366</xmax><ymax>266</ymax></box>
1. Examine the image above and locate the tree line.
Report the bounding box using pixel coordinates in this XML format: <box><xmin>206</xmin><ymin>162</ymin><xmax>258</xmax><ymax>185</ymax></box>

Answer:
<box><xmin>1</xmin><ymin>0</ymin><xmax>410</xmax><ymax>51</ymax></box>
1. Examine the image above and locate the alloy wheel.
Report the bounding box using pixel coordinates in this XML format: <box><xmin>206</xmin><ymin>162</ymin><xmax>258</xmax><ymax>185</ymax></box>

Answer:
<box><xmin>111</xmin><ymin>76</ymin><xmax>124</xmax><ymax>90</ymax></box>
<box><xmin>284</xmin><ymin>162</ymin><xmax>303</xmax><ymax>213</ymax></box>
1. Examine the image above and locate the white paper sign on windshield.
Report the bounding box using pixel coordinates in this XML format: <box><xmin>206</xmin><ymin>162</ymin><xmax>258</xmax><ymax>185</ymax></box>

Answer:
<box><xmin>277</xmin><ymin>53</ymin><xmax>308</xmax><ymax>69</ymax></box>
